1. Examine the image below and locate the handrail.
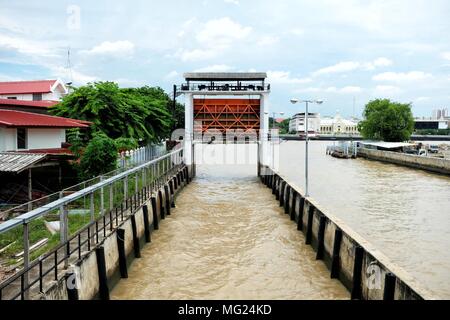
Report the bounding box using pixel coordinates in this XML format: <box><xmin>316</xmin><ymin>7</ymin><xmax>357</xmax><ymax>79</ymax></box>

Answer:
<box><xmin>0</xmin><ymin>147</ymin><xmax>183</xmax><ymax>234</ymax></box>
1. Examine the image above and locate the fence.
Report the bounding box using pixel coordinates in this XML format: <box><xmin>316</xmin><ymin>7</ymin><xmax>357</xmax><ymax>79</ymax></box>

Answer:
<box><xmin>0</xmin><ymin>143</ymin><xmax>167</xmax><ymax>222</ymax></box>
<box><xmin>0</xmin><ymin>146</ymin><xmax>184</xmax><ymax>300</ymax></box>
<box><xmin>117</xmin><ymin>143</ymin><xmax>166</xmax><ymax>169</ymax></box>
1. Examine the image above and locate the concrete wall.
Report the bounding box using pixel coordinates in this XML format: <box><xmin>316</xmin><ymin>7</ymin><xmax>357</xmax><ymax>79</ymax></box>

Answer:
<box><xmin>38</xmin><ymin>165</ymin><xmax>189</xmax><ymax>300</ymax></box>
<box><xmin>263</xmin><ymin>168</ymin><xmax>437</xmax><ymax>300</ymax></box>
<box><xmin>358</xmin><ymin>147</ymin><xmax>450</xmax><ymax>175</ymax></box>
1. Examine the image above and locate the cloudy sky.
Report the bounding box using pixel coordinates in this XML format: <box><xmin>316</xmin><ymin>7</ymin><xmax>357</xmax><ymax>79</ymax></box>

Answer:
<box><xmin>1</xmin><ymin>0</ymin><xmax>450</xmax><ymax>118</ymax></box>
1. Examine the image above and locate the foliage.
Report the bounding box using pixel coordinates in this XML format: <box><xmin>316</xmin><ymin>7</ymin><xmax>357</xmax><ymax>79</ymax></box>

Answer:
<box><xmin>78</xmin><ymin>132</ymin><xmax>118</xmax><ymax>179</ymax></box>
<box><xmin>50</xmin><ymin>82</ymin><xmax>176</xmax><ymax>144</ymax></box>
<box><xmin>114</xmin><ymin>137</ymin><xmax>138</xmax><ymax>152</ymax></box>
<box><xmin>358</xmin><ymin>99</ymin><xmax>415</xmax><ymax>142</ymax></box>
<box><xmin>66</xmin><ymin>128</ymin><xmax>86</xmax><ymax>158</ymax></box>
<box><xmin>269</xmin><ymin>117</ymin><xmax>291</xmax><ymax>134</ymax></box>
<box><xmin>278</xmin><ymin>118</ymin><xmax>291</xmax><ymax>134</ymax></box>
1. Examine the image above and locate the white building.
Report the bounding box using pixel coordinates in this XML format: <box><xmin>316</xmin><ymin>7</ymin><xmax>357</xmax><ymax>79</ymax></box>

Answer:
<box><xmin>289</xmin><ymin>113</ymin><xmax>321</xmax><ymax>135</ymax></box>
<box><xmin>319</xmin><ymin>114</ymin><xmax>359</xmax><ymax>135</ymax></box>
<box><xmin>0</xmin><ymin>79</ymin><xmax>68</xmax><ymax>101</ymax></box>
<box><xmin>0</xmin><ymin>110</ymin><xmax>89</xmax><ymax>152</ymax></box>
<box><xmin>289</xmin><ymin>112</ymin><xmax>359</xmax><ymax>135</ymax></box>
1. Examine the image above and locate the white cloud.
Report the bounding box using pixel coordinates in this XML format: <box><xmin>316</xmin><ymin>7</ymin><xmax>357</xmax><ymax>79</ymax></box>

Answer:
<box><xmin>172</xmin><ymin>17</ymin><xmax>252</xmax><ymax>62</ymax></box>
<box><xmin>441</xmin><ymin>52</ymin><xmax>450</xmax><ymax>61</ymax></box>
<box><xmin>81</xmin><ymin>41</ymin><xmax>135</xmax><ymax>56</ymax></box>
<box><xmin>174</xmin><ymin>48</ymin><xmax>217</xmax><ymax>62</ymax></box>
<box><xmin>196</xmin><ymin>17</ymin><xmax>252</xmax><ymax>48</ymax></box>
<box><xmin>372</xmin><ymin>71</ymin><xmax>432</xmax><ymax>82</ymax></box>
<box><xmin>372</xmin><ymin>57</ymin><xmax>393</xmax><ymax>67</ymax></box>
<box><xmin>51</xmin><ymin>66</ymin><xmax>97</xmax><ymax>84</ymax></box>
<box><xmin>289</xmin><ymin>28</ymin><xmax>305</xmax><ymax>36</ymax></box>
<box><xmin>257</xmin><ymin>36</ymin><xmax>279</xmax><ymax>46</ymax></box>
<box><xmin>164</xmin><ymin>70</ymin><xmax>179</xmax><ymax>80</ymax></box>
<box><xmin>336</xmin><ymin>86</ymin><xmax>363</xmax><ymax>94</ymax></box>
<box><xmin>0</xmin><ymin>34</ymin><xmax>56</xmax><ymax>57</ymax></box>
<box><xmin>194</xmin><ymin>64</ymin><xmax>234</xmax><ymax>72</ymax></box>
<box><xmin>224</xmin><ymin>0</ymin><xmax>239</xmax><ymax>4</ymax></box>
<box><xmin>267</xmin><ymin>71</ymin><xmax>312</xmax><ymax>84</ymax></box>
<box><xmin>296</xmin><ymin>86</ymin><xmax>362</xmax><ymax>94</ymax></box>
<box><xmin>313</xmin><ymin>61</ymin><xmax>361</xmax><ymax>76</ymax></box>
<box><xmin>314</xmin><ymin>57</ymin><xmax>393</xmax><ymax>76</ymax></box>
<box><xmin>373</xmin><ymin>85</ymin><xmax>401</xmax><ymax>96</ymax></box>
<box><xmin>415</xmin><ymin>96</ymin><xmax>430</xmax><ymax>102</ymax></box>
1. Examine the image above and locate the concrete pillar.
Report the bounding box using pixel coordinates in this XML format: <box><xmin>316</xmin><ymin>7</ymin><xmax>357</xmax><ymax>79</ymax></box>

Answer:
<box><xmin>259</xmin><ymin>93</ymin><xmax>270</xmax><ymax>168</ymax></box>
<box><xmin>184</xmin><ymin>93</ymin><xmax>193</xmax><ymax>170</ymax></box>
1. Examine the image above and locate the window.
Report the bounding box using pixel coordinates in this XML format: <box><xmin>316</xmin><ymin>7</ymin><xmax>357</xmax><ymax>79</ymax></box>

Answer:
<box><xmin>7</xmin><ymin>96</ymin><xmax>17</xmax><ymax>100</ymax></box>
<box><xmin>32</xmin><ymin>93</ymin><xmax>43</xmax><ymax>101</ymax></box>
<box><xmin>17</xmin><ymin>128</ymin><xmax>27</xmax><ymax>149</ymax></box>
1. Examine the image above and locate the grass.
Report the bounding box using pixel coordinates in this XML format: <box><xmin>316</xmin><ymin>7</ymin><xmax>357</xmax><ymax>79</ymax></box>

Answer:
<box><xmin>0</xmin><ymin>164</ymin><xmax>165</xmax><ymax>267</ymax></box>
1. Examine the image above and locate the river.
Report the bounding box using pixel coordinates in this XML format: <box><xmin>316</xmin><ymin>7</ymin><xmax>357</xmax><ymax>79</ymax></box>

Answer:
<box><xmin>277</xmin><ymin>140</ymin><xmax>450</xmax><ymax>298</ymax></box>
<box><xmin>111</xmin><ymin>164</ymin><xmax>349</xmax><ymax>300</ymax></box>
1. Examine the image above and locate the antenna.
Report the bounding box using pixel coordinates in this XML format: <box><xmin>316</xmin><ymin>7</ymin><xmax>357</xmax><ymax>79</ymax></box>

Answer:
<box><xmin>65</xmin><ymin>47</ymin><xmax>74</xmax><ymax>86</ymax></box>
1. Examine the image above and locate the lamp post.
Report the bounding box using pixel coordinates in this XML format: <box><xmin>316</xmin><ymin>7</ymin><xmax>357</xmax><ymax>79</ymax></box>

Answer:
<box><xmin>290</xmin><ymin>99</ymin><xmax>323</xmax><ymax>197</ymax></box>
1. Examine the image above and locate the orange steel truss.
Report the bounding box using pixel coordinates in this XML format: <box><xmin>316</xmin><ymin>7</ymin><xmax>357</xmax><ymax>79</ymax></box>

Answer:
<box><xmin>193</xmin><ymin>98</ymin><xmax>261</xmax><ymax>133</ymax></box>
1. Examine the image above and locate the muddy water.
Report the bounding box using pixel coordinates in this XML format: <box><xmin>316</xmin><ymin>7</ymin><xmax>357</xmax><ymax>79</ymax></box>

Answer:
<box><xmin>278</xmin><ymin>141</ymin><xmax>450</xmax><ymax>299</ymax></box>
<box><xmin>111</xmin><ymin>164</ymin><xmax>349</xmax><ymax>300</ymax></box>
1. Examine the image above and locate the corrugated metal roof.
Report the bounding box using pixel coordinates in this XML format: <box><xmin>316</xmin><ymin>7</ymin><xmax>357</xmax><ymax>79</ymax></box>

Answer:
<box><xmin>0</xmin><ymin>152</ymin><xmax>46</xmax><ymax>173</ymax></box>
<box><xmin>360</xmin><ymin>141</ymin><xmax>415</xmax><ymax>149</ymax></box>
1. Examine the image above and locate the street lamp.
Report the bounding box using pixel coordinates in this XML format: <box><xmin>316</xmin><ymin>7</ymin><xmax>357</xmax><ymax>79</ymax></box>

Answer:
<box><xmin>290</xmin><ymin>99</ymin><xmax>323</xmax><ymax>197</ymax></box>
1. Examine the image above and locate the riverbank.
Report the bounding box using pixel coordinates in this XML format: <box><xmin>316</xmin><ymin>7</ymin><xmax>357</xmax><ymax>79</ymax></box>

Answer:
<box><xmin>278</xmin><ymin>141</ymin><xmax>450</xmax><ymax>298</ymax></box>
<box><xmin>280</xmin><ymin>135</ymin><xmax>450</xmax><ymax>141</ymax></box>
<box><xmin>357</xmin><ymin>147</ymin><xmax>450</xmax><ymax>175</ymax></box>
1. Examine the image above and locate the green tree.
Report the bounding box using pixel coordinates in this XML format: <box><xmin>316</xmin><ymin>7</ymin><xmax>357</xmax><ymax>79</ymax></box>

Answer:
<box><xmin>51</xmin><ymin>82</ymin><xmax>174</xmax><ymax>144</ymax></box>
<box><xmin>78</xmin><ymin>132</ymin><xmax>118</xmax><ymax>179</ymax></box>
<box><xmin>358</xmin><ymin>99</ymin><xmax>414</xmax><ymax>142</ymax></box>
<box><xmin>278</xmin><ymin>118</ymin><xmax>291</xmax><ymax>134</ymax></box>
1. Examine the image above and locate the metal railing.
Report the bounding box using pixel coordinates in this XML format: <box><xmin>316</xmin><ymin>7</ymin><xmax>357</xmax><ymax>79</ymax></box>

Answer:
<box><xmin>177</xmin><ymin>83</ymin><xmax>271</xmax><ymax>92</ymax></box>
<box><xmin>0</xmin><ymin>144</ymin><xmax>166</xmax><ymax>221</ymax></box>
<box><xmin>0</xmin><ymin>146</ymin><xmax>184</xmax><ymax>300</ymax></box>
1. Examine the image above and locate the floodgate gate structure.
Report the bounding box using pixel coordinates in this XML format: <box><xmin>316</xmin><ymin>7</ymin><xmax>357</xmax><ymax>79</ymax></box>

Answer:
<box><xmin>0</xmin><ymin>72</ymin><xmax>435</xmax><ymax>300</ymax></box>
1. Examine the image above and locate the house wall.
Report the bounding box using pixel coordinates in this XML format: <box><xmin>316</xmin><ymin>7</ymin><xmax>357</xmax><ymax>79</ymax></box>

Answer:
<box><xmin>0</xmin><ymin>127</ymin><xmax>66</xmax><ymax>151</ymax></box>
<box><xmin>0</xmin><ymin>127</ymin><xmax>16</xmax><ymax>152</ymax></box>
<box><xmin>27</xmin><ymin>128</ymin><xmax>66</xmax><ymax>150</ymax></box>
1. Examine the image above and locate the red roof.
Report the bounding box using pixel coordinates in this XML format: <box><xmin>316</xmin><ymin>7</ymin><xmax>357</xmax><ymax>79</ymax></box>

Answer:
<box><xmin>0</xmin><ymin>110</ymin><xmax>90</xmax><ymax>128</ymax></box>
<box><xmin>0</xmin><ymin>80</ymin><xmax>57</xmax><ymax>95</ymax></box>
<box><xmin>0</xmin><ymin>99</ymin><xmax>59</xmax><ymax>109</ymax></box>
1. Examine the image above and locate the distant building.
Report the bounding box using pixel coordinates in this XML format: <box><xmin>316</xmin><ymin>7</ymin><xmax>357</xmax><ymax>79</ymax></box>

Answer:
<box><xmin>289</xmin><ymin>112</ymin><xmax>321</xmax><ymax>135</ymax></box>
<box><xmin>289</xmin><ymin>112</ymin><xmax>359</xmax><ymax>135</ymax></box>
<box><xmin>0</xmin><ymin>110</ymin><xmax>89</xmax><ymax>153</ymax></box>
<box><xmin>319</xmin><ymin>114</ymin><xmax>359</xmax><ymax>135</ymax></box>
<box><xmin>415</xmin><ymin>109</ymin><xmax>449</xmax><ymax>130</ymax></box>
<box><xmin>415</xmin><ymin>118</ymin><xmax>449</xmax><ymax>130</ymax></box>
<box><xmin>0</xmin><ymin>79</ymin><xmax>68</xmax><ymax>102</ymax></box>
